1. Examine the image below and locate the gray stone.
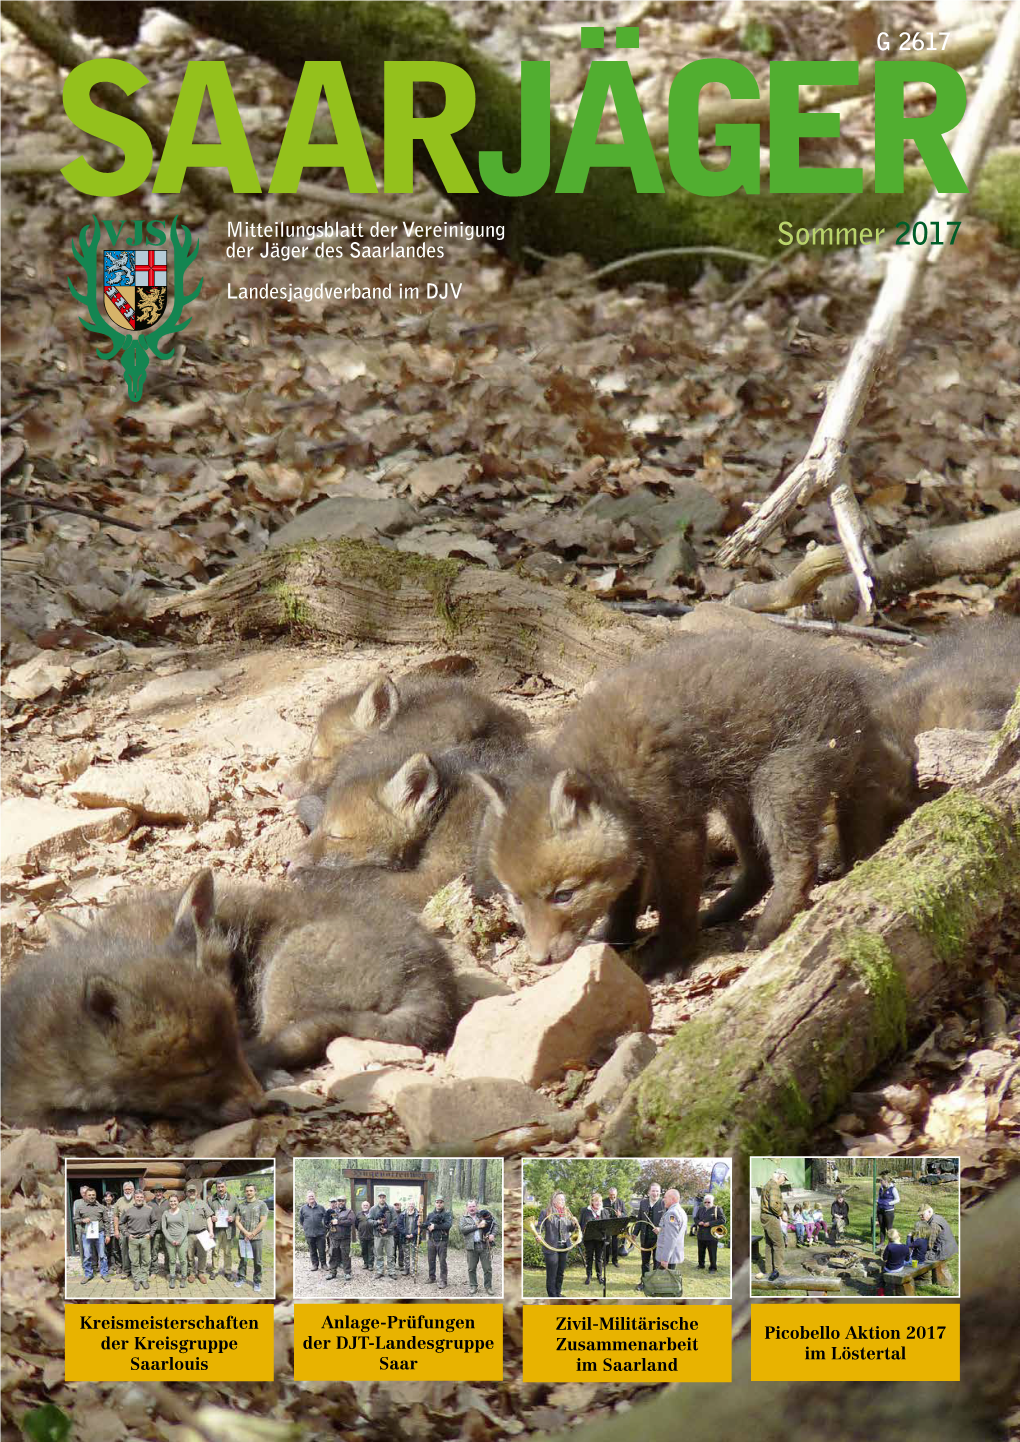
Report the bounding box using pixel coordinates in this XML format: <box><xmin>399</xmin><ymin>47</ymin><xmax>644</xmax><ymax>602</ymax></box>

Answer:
<box><xmin>325</xmin><ymin>1037</ymin><xmax>424</xmax><ymax>1072</ymax></box>
<box><xmin>269</xmin><ymin>496</ymin><xmax>415</xmax><ymax>547</ymax></box>
<box><xmin>446</xmin><ymin>943</ymin><xmax>653</xmax><ymax>1087</ymax></box>
<box><xmin>326</xmin><ymin>1067</ymin><xmax>412</xmax><ymax>1114</ymax></box>
<box><xmin>588</xmin><ymin>1032</ymin><xmax>657</xmax><ymax>1110</ymax></box>
<box><xmin>128</xmin><ymin>668</ymin><xmax>226</xmax><ymax>714</ymax></box>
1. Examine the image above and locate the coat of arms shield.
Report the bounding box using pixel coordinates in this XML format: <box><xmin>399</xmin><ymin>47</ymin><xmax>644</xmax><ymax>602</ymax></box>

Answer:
<box><xmin>103</xmin><ymin>248</ymin><xmax>168</xmax><ymax>332</ymax></box>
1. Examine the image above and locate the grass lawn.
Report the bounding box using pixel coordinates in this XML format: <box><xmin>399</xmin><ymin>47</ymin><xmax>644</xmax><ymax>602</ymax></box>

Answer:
<box><xmin>752</xmin><ymin>1175</ymin><xmax>959</xmax><ymax>1298</ymax></box>
<box><xmin>523</xmin><ymin>1244</ymin><xmax>731</xmax><ymax>1299</ymax></box>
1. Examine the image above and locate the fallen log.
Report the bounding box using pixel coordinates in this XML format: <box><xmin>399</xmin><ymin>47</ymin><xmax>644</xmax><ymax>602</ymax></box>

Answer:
<box><xmin>602</xmin><ymin>765</ymin><xmax>1020</xmax><ymax>1162</ymax></box>
<box><xmin>153</xmin><ymin>538</ymin><xmax>669</xmax><ymax>690</ymax></box>
<box><xmin>751</xmin><ymin>1274</ymin><xmax>842</xmax><ymax>1292</ymax></box>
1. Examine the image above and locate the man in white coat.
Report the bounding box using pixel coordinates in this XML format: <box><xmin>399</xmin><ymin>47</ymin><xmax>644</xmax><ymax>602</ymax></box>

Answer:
<box><xmin>654</xmin><ymin>1189</ymin><xmax>688</xmax><ymax>1271</ymax></box>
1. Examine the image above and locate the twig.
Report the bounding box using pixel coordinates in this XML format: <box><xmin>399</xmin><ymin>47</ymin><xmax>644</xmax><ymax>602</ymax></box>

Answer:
<box><xmin>1</xmin><ymin>488</ymin><xmax>147</xmax><ymax>530</ymax></box>
<box><xmin>524</xmin><ymin>244</ymin><xmax>768</xmax><ymax>291</ymax></box>
<box><xmin>607</xmin><ymin>600</ymin><xmax>919</xmax><ymax>646</ymax></box>
<box><xmin>727</xmin><ymin>187</ymin><xmax>865</xmax><ymax>308</ymax></box>
<box><xmin>716</xmin><ymin>0</ymin><xmax>1020</xmax><ymax>603</ymax></box>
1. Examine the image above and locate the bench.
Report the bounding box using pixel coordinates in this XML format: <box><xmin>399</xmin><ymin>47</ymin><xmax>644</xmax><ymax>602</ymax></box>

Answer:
<box><xmin>882</xmin><ymin>1258</ymin><xmax>953</xmax><ymax>1295</ymax></box>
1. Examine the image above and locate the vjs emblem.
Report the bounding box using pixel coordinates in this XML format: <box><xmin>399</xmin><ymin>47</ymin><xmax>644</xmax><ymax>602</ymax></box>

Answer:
<box><xmin>69</xmin><ymin>215</ymin><xmax>202</xmax><ymax>402</ymax></box>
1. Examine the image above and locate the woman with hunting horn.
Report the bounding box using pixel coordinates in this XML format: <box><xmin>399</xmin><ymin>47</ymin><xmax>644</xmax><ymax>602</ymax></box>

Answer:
<box><xmin>694</xmin><ymin>1192</ymin><xmax>725</xmax><ymax>1273</ymax></box>
<box><xmin>532</xmin><ymin>1191</ymin><xmax>580</xmax><ymax>1298</ymax></box>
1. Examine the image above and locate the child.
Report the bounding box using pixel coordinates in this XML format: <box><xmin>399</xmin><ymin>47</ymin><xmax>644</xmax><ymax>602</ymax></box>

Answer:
<box><xmin>810</xmin><ymin>1205</ymin><xmax>826</xmax><ymax>1242</ymax></box>
<box><xmin>882</xmin><ymin>1228</ymin><xmax>914</xmax><ymax>1274</ymax></box>
<box><xmin>791</xmin><ymin>1204</ymin><xmax>807</xmax><ymax>1246</ymax></box>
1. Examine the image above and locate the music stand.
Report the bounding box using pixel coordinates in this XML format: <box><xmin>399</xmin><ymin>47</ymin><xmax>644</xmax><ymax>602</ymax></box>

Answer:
<box><xmin>582</xmin><ymin>1216</ymin><xmax>633</xmax><ymax>1299</ymax></box>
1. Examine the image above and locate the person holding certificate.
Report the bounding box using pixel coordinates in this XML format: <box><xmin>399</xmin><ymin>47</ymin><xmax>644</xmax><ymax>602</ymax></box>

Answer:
<box><xmin>182</xmin><ymin>1182</ymin><xmax>215</xmax><ymax>1286</ymax></box>
<box><xmin>234</xmin><ymin>1183</ymin><xmax>268</xmax><ymax>1293</ymax></box>
<box><xmin>210</xmin><ymin>1181</ymin><xmax>236</xmax><ymax>1280</ymax></box>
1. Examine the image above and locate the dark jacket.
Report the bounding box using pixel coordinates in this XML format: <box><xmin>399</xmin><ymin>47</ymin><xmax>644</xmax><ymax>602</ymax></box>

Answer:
<box><xmin>579</xmin><ymin>1205</ymin><xmax>610</xmax><ymax>1236</ymax></box>
<box><xmin>368</xmin><ymin>1203</ymin><xmax>394</xmax><ymax>1234</ymax></box>
<box><xmin>536</xmin><ymin>1207</ymin><xmax>575</xmax><ymax>1249</ymax></box>
<box><xmin>831</xmin><ymin>1198</ymin><xmax>850</xmax><ymax>1221</ymax></box>
<box><xmin>356</xmin><ymin>1211</ymin><xmax>374</xmax><ymax>1243</ymax></box>
<box><xmin>694</xmin><ymin>1204</ymin><xmax>725</xmax><ymax>1232</ymax></box>
<box><xmin>299</xmin><ymin>1203</ymin><xmax>328</xmax><ymax>1238</ymax></box>
<box><xmin>922</xmin><ymin>1213</ymin><xmax>958</xmax><ymax>1261</ymax></box>
<box><xmin>883</xmin><ymin>1241</ymin><xmax>913</xmax><ymax>1271</ymax></box>
<box><xmin>426</xmin><ymin>1208</ymin><xmax>453</xmax><ymax>1238</ymax></box>
<box><xmin>328</xmin><ymin>1206</ymin><xmax>356</xmax><ymax>1238</ymax></box>
<box><xmin>636</xmin><ymin>1196</ymin><xmax>665</xmax><ymax>1246</ymax></box>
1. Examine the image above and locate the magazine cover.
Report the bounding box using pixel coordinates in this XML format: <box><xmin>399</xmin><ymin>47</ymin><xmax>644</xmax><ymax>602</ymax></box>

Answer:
<box><xmin>1</xmin><ymin>1</ymin><xmax>1017</xmax><ymax>1439</ymax></box>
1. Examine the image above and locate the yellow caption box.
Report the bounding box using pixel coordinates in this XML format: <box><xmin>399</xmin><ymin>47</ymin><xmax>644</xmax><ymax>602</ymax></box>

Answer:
<box><xmin>65</xmin><ymin>1305</ymin><xmax>273</xmax><ymax>1382</ymax></box>
<box><xmin>751</xmin><ymin>1303</ymin><xmax>960</xmax><ymax>1381</ymax></box>
<box><xmin>523</xmin><ymin>1305</ymin><xmax>732</xmax><ymax>1384</ymax></box>
<box><xmin>294</xmin><ymin>1304</ymin><xmax>503</xmax><ymax>1381</ymax></box>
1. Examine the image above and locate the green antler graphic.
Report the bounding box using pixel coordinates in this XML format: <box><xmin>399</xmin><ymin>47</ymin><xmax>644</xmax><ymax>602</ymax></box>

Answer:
<box><xmin>68</xmin><ymin>215</ymin><xmax>203</xmax><ymax>402</ymax></box>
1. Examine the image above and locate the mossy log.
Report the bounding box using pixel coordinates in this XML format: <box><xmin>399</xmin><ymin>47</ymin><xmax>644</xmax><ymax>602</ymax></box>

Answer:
<box><xmin>129</xmin><ymin>2</ymin><xmax>1020</xmax><ymax>283</ymax></box>
<box><xmin>602</xmin><ymin>771</ymin><xmax>1020</xmax><ymax>1166</ymax></box>
<box><xmin>152</xmin><ymin>537</ymin><xmax>670</xmax><ymax>689</ymax></box>
<box><xmin>539</xmin><ymin>1178</ymin><xmax>1018</xmax><ymax>1442</ymax></box>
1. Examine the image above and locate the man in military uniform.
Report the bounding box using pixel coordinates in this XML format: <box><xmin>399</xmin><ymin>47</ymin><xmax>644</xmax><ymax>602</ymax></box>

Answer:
<box><xmin>425</xmin><ymin>1196</ymin><xmax>454</xmax><ymax>1287</ymax></box>
<box><xmin>356</xmin><ymin>1200</ymin><xmax>374</xmax><ymax>1270</ymax></box>
<box><xmin>112</xmin><ymin>1181</ymin><xmax>139</xmax><ymax>1279</ymax></box>
<box><xmin>369</xmin><ymin>1191</ymin><xmax>397</xmax><ymax>1280</ymax></box>
<box><xmin>760</xmin><ymin>1168</ymin><xmax>789</xmax><ymax>1279</ymax></box>
<box><xmin>235</xmin><ymin>1183</ymin><xmax>268</xmax><ymax>1292</ymax></box>
<box><xmin>325</xmin><ymin>1196</ymin><xmax>355</xmax><ymax>1282</ymax></box>
<box><xmin>655</xmin><ymin>1189</ymin><xmax>688</xmax><ymax>1272</ymax></box>
<box><xmin>459</xmin><ymin>1199</ymin><xmax>498</xmax><ymax>1296</ymax></box>
<box><xmin>210</xmin><ymin>1181</ymin><xmax>236</xmax><ymax>1280</ymax></box>
<box><xmin>636</xmin><ymin>1182</ymin><xmax>665</xmax><ymax>1277</ymax></box>
<box><xmin>119</xmin><ymin>1187</ymin><xmax>158</xmax><ymax>1292</ymax></box>
<box><xmin>183</xmin><ymin>1182</ymin><xmax>215</xmax><ymax>1285</ymax></box>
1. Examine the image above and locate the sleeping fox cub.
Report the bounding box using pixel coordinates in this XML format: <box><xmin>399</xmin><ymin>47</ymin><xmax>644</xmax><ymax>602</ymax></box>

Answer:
<box><xmin>476</xmin><ymin>633</ymin><xmax>911</xmax><ymax>975</ymax></box>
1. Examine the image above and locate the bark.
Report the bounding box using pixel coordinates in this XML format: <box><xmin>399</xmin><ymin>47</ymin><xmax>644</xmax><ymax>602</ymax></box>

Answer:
<box><xmin>602</xmin><ymin>767</ymin><xmax>1020</xmax><ymax>1169</ymax></box>
<box><xmin>152</xmin><ymin>538</ymin><xmax>670</xmax><ymax>690</ymax></box>
<box><xmin>539</xmin><ymin>1177</ymin><xmax>1019</xmax><ymax>1442</ymax></box>
<box><xmin>727</xmin><ymin>512</ymin><xmax>1020</xmax><ymax>621</ymax></box>
<box><xmin>60</xmin><ymin>0</ymin><xmax>1019</xmax><ymax>286</ymax></box>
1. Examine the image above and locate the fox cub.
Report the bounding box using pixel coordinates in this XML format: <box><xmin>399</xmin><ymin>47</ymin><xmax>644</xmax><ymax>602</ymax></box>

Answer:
<box><xmin>1</xmin><ymin>868</ymin><xmax>460</xmax><ymax>1128</ymax></box>
<box><xmin>286</xmin><ymin>671</ymin><xmax>528</xmax><ymax>815</ymax></box>
<box><xmin>476</xmin><ymin>633</ymin><xmax>911</xmax><ymax>974</ymax></box>
<box><xmin>292</xmin><ymin>735</ymin><xmax>530</xmax><ymax>903</ymax></box>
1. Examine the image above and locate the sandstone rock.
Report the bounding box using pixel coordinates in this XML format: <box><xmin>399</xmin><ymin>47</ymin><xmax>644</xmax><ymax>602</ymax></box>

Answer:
<box><xmin>0</xmin><ymin>1129</ymin><xmax>61</xmax><ymax>1198</ymax></box>
<box><xmin>394</xmin><ymin>1076</ymin><xmax>564</xmax><ymax>1153</ymax></box>
<box><xmin>588</xmin><ymin>1032</ymin><xmax>657</xmax><ymax>1110</ymax></box>
<box><xmin>446</xmin><ymin>944</ymin><xmax>652</xmax><ymax>1087</ymax></box>
<box><xmin>261</xmin><ymin>1086</ymin><xmax>324</xmax><ymax>1111</ymax></box>
<box><xmin>67</xmin><ymin>762</ymin><xmax>210</xmax><ymax>824</ymax></box>
<box><xmin>325</xmin><ymin>1037</ymin><xmax>424</xmax><ymax>1072</ymax></box>
<box><xmin>454</xmin><ymin>966</ymin><xmax>514</xmax><ymax>1005</ymax></box>
<box><xmin>1</xmin><ymin>654</ymin><xmax>74</xmax><ymax>701</ymax></box>
<box><xmin>191</xmin><ymin>1120</ymin><xmax>258</xmax><ymax>1156</ymax></box>
<box><xmin>128</xmin><ymin>668</ymin><xmax>226</xmax><ymax>714</ymax></box>
<box><xmin>327</xmin><ymin>1067</ymin><xmax>412</xmax><ymax>1114</ymax></box>
<box><xmin>0</xmin><ymin>797</ymin><xmax>134</xmax><ymax>873</ymax></box>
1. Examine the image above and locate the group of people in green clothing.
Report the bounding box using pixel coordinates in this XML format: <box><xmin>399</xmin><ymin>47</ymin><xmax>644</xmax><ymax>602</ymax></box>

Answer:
<box><xmin>72</xmin><ymin>1178</ymin><xmax>269</xmax><ymax>1294</ymax></box>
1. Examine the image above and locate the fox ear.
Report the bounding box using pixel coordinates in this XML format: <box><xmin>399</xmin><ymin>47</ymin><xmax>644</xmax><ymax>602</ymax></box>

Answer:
<box><xmin>46</xmin><ymin>912</ymin><xmax>88</xmax><ymax>945</ymax></box>
<box><xmin>381</xmin><ymin>753</ymin><xmax>440</xmax><ymax>820</ymax></box>
<box><xmin>83</xmin><ymin>972</ymin><xmax>120</xmax><ymax>1027</ymax></box>
<box><xmin>549</xmin><ymin>769</ymin><xmax>595</xmax><ymax>831</ymax></box>
<box><xmin>173</xmin><ymin>868</ymin><xmax>216</xmax><ymax>944</ymax></box>
<box><xmin>469</xmin><ymin>771</ymin><xmax>508</xmax><ymax>819</ymax></box>
<box><xmin>353</xmin><ymin>675</ymin><xmax>400</xmax><ymax>733</ymax></box>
